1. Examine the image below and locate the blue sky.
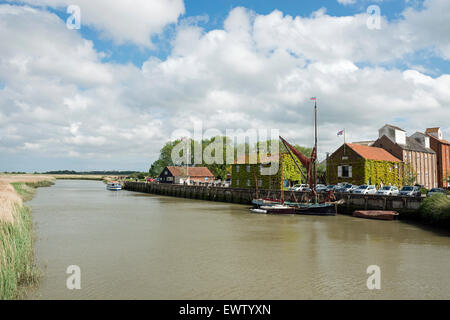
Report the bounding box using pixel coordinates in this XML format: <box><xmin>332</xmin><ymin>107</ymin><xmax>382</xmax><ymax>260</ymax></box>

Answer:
<box><xmin>0</xmin><ymin>0</ymin><xmax>449</xmax><ymax>172</ymax></box>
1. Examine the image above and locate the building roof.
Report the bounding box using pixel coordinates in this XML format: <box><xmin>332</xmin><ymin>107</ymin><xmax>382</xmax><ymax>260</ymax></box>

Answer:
<box><xmin>166</xmin><ymin>166</ymin><xmax>214</xmax><ymax>177</ymax></box>
<box><xmin>383</xmin><ymin>124</ymin><xmax>406</xmax><ymax>132</ymax></box>
<box><xmin>351</xmin><ymin>140</ymin><xmax>375</xmax><ymax>146</ymax></box>
<box><xmin>426</xmin><ymin>127</ymin><xmax>440</xmax><ymax>133</ymax></box>
<box><xmin>346</xmin><ymin>143</ymin><xmax>402</xmax><ymax>162</ymax></box>
<box><xmin>404</xmin><ymin>136</ymin><xmax>435</xmax><ymax>154</ymax></box>
<box><xmin>426</xmin><ymin>133</ymin><xmax>450</xmax><ymax>145</ymax></box>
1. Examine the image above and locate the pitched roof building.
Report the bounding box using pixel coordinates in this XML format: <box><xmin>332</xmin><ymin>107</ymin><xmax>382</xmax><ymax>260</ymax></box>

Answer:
<box><xmin>326</xmin><ymin>143</ymin><xmax>403</xmax><ymax>187</ymax></box>
<box><xmin>159</xmin><ymin>166</ymin><xmax>215</xmax><ymax>184</ymax></box>
<box><xmin>373</xmin><ymin>125</ymin><xmax>437</xmax><ymax>189</ymax></box>
<box><xmin>425</xmin><ymin>127</ymin><xmax>450</xmax><ymax>188</ymax></box>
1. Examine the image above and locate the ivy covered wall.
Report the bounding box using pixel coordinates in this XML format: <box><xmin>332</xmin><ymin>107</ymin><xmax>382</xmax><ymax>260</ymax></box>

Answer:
<box><xmin>231</xmin><ymin>153</ymin><xmax>305</xmax><ymax>189</ymax></box>
<box><xmin>327</xmin><ymin>144</ymin><xmax>406</xmax><ymax>187</ymax></box>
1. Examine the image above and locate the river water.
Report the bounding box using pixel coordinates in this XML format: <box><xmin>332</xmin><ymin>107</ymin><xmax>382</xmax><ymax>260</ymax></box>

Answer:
<box><xmin>27</xmin><ymin>180</ymin><xmax>450</xmax><ymax>300</ymax></box>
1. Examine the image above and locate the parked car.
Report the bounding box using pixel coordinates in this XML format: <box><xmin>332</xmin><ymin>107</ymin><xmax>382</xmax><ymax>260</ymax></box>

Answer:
<box><xmin>399</xmin><ymin>186</ymin><xmax>421</xmax><ymax>197</ymax></box>
<box><xmin>292</xmin><ymin>184</ymin><xmax>310</xmax><ymax>191</ymax></box>
<box><xmin>316</xmin><ymin>184</ymin><xmax>328</xmax><ymax>193</ymax></box>
<box><xmin>324</xmin><ymin>185</ymin><xmax>336</xmax><ymax>192</ymax></box>
<box><xmin>352</xmin><ymin>185</ymin><xmax>377</xmax><ymax>195</ymax></box>
<box><xmin>376</xmin><ymin>186</ymin><xmax>399</xmax><ymax>196</ymax></box>
<box><xmin>335</xmin><ymin>184</ymin><xmax>357</xmax><ymax>193</ymax></box>
<box><xmin>427</xmin><ymin>188</ymin><xmax>446</xmax><ymax>197</ymax></box>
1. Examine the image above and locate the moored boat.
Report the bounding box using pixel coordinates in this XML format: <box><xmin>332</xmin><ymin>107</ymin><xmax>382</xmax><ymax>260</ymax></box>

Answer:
<box><xmin>353</xmin><ymin>210</ymin><xmax>399</xmax><ymax>221</ymax></box>
<box><xmin>106</xmin><ymin>181</ymin><xmax>122</xmax><ymax>191</ymax></box>
<box><xmin>286</xmin><ymin>202</ymin><xmax>336</xmax><ymax>216</ymax></box>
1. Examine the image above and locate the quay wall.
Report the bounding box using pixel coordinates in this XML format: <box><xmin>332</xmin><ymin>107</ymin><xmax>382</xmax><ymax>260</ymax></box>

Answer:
<box><xmin>123</xmin><ymin>182</ymin><xmax>423</xmax><ymax>217</ymax></box>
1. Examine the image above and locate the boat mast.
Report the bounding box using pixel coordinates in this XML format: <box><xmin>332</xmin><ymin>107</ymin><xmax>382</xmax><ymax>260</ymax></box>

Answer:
<box><xmin>313</xmin><ymin>99</ymin><xmax>318</xmax><ymax>203</ymax></box>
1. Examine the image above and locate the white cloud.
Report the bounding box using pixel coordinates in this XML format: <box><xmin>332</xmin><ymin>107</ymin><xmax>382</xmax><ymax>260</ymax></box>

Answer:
<box><xmin>6</xmin><ymin>0</ymin><xmax>185</xmax><ymax>48</ymax></box>
<box><xmin>1</xmin><ymin>3</ymin><xmax>450</xmax><ymax>171</ymax></box>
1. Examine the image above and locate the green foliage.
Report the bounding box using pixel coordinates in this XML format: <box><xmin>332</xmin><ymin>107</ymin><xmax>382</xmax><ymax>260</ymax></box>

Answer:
<box><xmin>0</xmin><ymin>205</ymin><xmax>39</xmax><ymax>300</ymax></box>
<box><xmin>149</xmin><ymin>137</ymin><xmax>312</xmax><ymax>180</ymax></box>
<box><xmin>364</xmin><ymin>160</ymin><xmax>404</xmax><ymax>187</ymax></box>
<box><xmin>419</xmin><ymin>194</ymin><xmax>450</xmax><ymax>227</ymax></box>
<box><xmin>402</xmin><ymin>163</ymin><xmax>417</xmax><ymax>186</ymax></box>
<box><xmin>231</xmin><ymin>153</ymin><xmax>305</xmax><ymax>189</ymax></box>
<box><xmin>130</xmin><ymin>172</ymin><xmax>147</xmax><ymax>180</ymax></box>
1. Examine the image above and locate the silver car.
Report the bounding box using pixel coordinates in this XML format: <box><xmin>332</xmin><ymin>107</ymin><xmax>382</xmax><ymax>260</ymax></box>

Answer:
<box><xmin>376</xmin><ymin>186</ymin><xmax>399</xmax><ymax>196</ymax></box>
<box><xmin>353</xmin><ymin>185</ymin><xmax>377</xmax><ymax>195</ymax></box>
<box><xmin>399</xmin><ymin>186</ymin><xmax>421</xmax><ymax>197</ymax></box>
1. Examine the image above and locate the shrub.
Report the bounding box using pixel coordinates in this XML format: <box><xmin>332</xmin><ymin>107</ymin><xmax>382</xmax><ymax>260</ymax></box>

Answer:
<box><xmin>419</xmin><ymin>194</ymin><xmax>450</xmax><ymax>227</ymax></box>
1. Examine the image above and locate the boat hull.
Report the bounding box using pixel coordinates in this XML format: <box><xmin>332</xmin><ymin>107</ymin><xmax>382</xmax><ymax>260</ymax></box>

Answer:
<box><xmin>259</xmin><ymin>205</ymin><xmax>296</xmax><ymax>215</ymax></box>
<box><xmin>284</xmin><ymin>202</ymin><xmax>336</xmax><ymax>216</ymax></box>
<box><xmin>353</xmin><ymin>210</ymin><xmax>399</xmax><ymax>221</ymax></box>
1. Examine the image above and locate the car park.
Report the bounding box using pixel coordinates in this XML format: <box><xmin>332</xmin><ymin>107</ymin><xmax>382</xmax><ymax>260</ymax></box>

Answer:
<box><xmin>352</xmin><ymin>185</ymin><xmax>377</xmax><ymax>195</ymax></box>
<box><xmin>376</xmin><ymin>186</ymin><xmax>399</xmax><ymax>196</ymax></box>
<box><xmin>399</xmin><ymin>186</ymin><xmax>421</xmax><ymax>197</ymax></box>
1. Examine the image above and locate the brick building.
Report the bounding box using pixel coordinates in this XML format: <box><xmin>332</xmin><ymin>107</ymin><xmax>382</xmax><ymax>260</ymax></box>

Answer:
<box><xmin>372</xmin><ymin>124</ymin><xmax>437</xmax><ymax>189</ymax></box>
<box><xmin>326</xmin><ymin>143</ymin><xmax>403</xmax><ymax>187</ymax></box>
<box><xmin>425</xmin><ymin>127</ymin><xmax>450</xmax><ymax>189</ymax></box>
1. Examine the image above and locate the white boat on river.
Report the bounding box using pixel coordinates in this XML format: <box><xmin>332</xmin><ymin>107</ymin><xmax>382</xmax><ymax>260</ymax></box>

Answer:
<box><xmin>106</xmin><ymin>182</ymin><xmax>122</xmax><ymax>191</ymax></box>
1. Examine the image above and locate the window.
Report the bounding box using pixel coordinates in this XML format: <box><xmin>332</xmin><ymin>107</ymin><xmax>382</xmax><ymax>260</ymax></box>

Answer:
<box><xmin>164</xmin><ymin>171</ymin><xmax>168</xmax><ymax>175</ymax></box>
<box><xmin>246</xmin><ymin>165</ymin><xmax>251</xmax><ymax>172</ymax></box>
<box><xmin>258</xmin><ymin>180</ymin><xmax>262</xmax><ymax>187</ymax></box>
<box><xmin>236</xmin><ymin>179</ymin><xmax>239</xmax><ymax>186</ymax></box>
<box><xmin>236</xmin><ymin>165</ymin><xmax>240</xmax><ymax>173</ymax></box>
<box><xmin>247</xmin><ymin>179</ymin><xmax>251</xmax><ymax>187</ymax></box>
<box><xmin>338</xmin><ymin>165</ymin><xmax>352</xmax><ymax>178</ymax></box>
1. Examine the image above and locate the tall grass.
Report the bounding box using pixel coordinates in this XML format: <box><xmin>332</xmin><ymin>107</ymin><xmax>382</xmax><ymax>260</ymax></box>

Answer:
<box><xmin>0</xmin><ymin>180</ymin><xmax>52</xmax><ymax>299</ymax></box>
<box><xmin>419</xmin><ymin>194</ymin><xmax>450</xmax><ymax>227</ymax></box>
<box><xmin>0</xmin><ymin>205</ymin><xmax>39</xmax><ymax>299</ymax></box>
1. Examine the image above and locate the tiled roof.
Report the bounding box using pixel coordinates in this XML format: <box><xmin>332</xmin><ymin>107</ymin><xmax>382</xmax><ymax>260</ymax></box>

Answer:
<box><xmin>347</xmin><ymin>143</ymin><xmax>402</xmax><ymax>162</ymax></box>
<box><xmin>166</xmin><ymin>166</ymin><xmax>214</xmax><ymax>177</ymax></box>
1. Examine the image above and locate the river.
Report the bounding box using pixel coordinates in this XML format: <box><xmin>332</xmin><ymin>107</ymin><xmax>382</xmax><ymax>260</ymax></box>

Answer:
<box><xmin>27</xmin><ymin>180</ymin><xmax>450</xmax><ymax>299</ymax></box>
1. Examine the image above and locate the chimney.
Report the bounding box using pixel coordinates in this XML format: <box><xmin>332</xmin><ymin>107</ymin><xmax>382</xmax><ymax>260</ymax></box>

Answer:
<box><xmin>426</xmin><ymin>127</ymin><xmax>443</xmax><ymax>140</ymax></box>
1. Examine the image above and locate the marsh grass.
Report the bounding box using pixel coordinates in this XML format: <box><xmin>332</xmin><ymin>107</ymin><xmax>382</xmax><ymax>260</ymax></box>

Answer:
<box><xmin>419</xmin><ymin>194</ymin><xmax>450</xmax><ymax>227</ymax></box>
<box><xmin>0</xmin><ymin>180</ymin><xmax>52</xmax><ymax>300</ymax></box>
<box><xmin>0</xmin><ymin>205</ymin><xmax>39</xmax><ymax>299</ymax></box>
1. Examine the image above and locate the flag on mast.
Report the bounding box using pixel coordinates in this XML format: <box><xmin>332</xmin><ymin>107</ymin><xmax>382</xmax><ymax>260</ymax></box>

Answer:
<box><xmin>310</xmin><ymin>97</ymin><xmax>316</xmax><ymax>101</ymax></box>
<box><xmin>337</xmin><ymin>130</ymin><xmax>344</xmax><ymax>136</ymax></box>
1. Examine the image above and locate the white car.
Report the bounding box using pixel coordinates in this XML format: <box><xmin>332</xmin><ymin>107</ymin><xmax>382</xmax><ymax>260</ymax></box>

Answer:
<box><xmin>292</xmin><ymin>184</ymin><xmax>310</xmax><ymax>191</ymax></box>
<box><xmin>376</xmin><ymin>186</ymin><xmax>399</xmax><ymax>196</ymax></box>
<box><xmin>352</xmin><ymin>185</ymin><xmax>377</xmax><ymax>195</ymax></box>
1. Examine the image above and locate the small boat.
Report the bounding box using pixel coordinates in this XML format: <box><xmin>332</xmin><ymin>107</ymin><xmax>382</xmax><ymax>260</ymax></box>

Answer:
<box><xmin>260</xmin><ymin>205</ymin><xmax>296</xmax><ymax>215</ymax></box>
<box><xmin>106</xmin><ymin>181</ymin><xmax>122</xmax><ymax>191</ymax></box>
<box><xmin>353</xmin><ymin>210</ymin><xmax>399</xmax><ymax>221</ymax></box>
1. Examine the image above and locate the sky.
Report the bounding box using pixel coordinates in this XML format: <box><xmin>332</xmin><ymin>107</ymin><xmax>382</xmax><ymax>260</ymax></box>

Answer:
<box><xmin>0</xmin><ymin>0</ymin><xmax>449</xmax><ymax>172</ymax></box>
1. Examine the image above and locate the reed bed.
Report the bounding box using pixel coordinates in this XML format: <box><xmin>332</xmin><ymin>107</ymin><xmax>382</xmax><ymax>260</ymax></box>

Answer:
<box><xmin>419</xmin><ymin>194</ymin><xmax>450</xmax><ymax>227</ymax></box>
<box><xmin>0</xmin><ymin>176</ymin><xmax>54</xmax><ymax>299</ymax></box>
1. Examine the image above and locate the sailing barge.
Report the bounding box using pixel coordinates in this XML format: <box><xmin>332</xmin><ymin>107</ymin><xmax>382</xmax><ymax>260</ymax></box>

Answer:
<box><xmin>251</xmin><ymin>97</ymin><xmax>338</xmax><ymax>216</ymax></box>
